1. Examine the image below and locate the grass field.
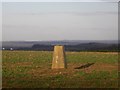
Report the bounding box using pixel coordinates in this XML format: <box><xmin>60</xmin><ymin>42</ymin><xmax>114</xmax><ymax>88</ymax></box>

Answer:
<box><xmin>2</xmin><ymin>51</ymin><xmax>118</xmax><ymax>88</ymax></box>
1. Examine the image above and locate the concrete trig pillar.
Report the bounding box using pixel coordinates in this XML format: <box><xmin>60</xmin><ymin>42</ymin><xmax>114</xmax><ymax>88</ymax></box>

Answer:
<box><xmin>52</xmin><ymin>45</ymin><xmax>67</xmax><ymax>69</ymax></box>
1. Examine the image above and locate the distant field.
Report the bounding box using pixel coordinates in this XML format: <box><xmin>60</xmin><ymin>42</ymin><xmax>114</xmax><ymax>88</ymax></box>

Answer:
<box><xmin>2</xmin><ymin>51</ymin><xmax>118</xmax><ymax>88</ymax></box>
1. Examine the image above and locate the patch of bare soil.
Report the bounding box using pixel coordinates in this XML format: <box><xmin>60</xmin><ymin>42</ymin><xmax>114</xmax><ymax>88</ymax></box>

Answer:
<box><xmin>14</xmin><ymin>62</ymin><xmax>33</xmax><ymax>67</ymax></box>
<box><xmin>28</xmin><ymin>63</ymin><xmax>118</xmax><ymax>77</ymax></box>
<box><xmin>73</xmin><ymin>63</ymin><xmax>117</xmax><ymax>73</ymax></box>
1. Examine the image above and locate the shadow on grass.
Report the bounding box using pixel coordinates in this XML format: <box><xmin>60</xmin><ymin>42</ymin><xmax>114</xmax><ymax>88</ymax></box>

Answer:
<box><xmin>74</xmin><ymin>63</ymin><xmax>95</xmax><ymax>69</ymax></box>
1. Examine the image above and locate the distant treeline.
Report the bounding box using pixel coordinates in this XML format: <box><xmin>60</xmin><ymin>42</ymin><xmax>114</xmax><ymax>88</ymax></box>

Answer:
<box><xmin>3</xmin><ymin>43</ymin><xmax>119</xmax><ymax>52</ymax></box>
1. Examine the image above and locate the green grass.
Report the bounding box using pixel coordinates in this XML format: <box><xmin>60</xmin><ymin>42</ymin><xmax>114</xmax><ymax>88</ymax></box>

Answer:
<box><xmin>2</xmin><ymin>51</ymin><xmax>118</xmax><ymax>88</ymax></box>
<box><xmin>66</xmin><ymin>52</ymin><xmax>118</xmax><ymax>64</ymax></box>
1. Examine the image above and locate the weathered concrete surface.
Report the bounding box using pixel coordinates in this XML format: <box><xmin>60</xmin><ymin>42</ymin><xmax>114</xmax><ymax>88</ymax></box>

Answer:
<box><xmin>52</xmin><ymin>45</ymin><xmax>67</xmax><ymax>69</ymax></box>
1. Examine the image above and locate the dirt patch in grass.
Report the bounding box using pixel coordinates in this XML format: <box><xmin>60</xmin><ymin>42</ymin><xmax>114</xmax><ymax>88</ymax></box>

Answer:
<box><xmin>93</xmin><ymin>63</ymin><xmax>117</xmax><ymax>71</ymax></box>
<box><xmin>14</xmin><ymin>62</ymin><xmax>33</xmax><ymax>67</ymax></box>
<box><xmin>73</xmin><ymin>63</ymin><xmax>117</xmax><ymax>73</ymax></box>
<box><xmin>28</xmin><ymin>63</ymin><xmax>117</xmax><ymax>77</ymax></box>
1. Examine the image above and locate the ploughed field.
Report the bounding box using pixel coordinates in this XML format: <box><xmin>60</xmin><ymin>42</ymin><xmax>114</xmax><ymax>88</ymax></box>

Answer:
<box><xmin>2</xmin><ymin>51</ymin><xmax>118</xmax><ymax>88</ymax></box>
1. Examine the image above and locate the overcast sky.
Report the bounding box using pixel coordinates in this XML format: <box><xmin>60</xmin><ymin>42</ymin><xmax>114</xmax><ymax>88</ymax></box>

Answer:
<box><xmin>2</xmin><ymin>2</ymin><xmax>118</xmax><ymax>41</ymax></box>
